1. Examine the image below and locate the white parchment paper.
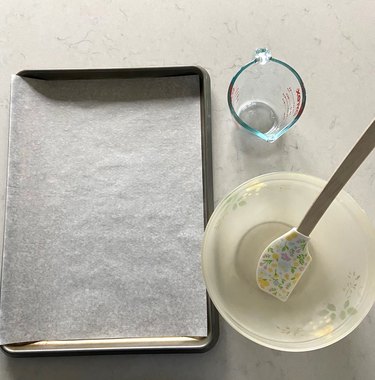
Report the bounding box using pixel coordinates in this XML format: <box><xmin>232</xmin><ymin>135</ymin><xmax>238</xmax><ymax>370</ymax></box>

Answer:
<box><xmin>0</xmin><ymin>74</ymin><xmax>207</xmax><ymax>344</ymax></box>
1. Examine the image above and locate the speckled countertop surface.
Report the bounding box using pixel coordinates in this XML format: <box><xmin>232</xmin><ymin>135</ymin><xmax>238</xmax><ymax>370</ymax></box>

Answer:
<box><xmin>0</xmin><ymin>1</ymin><xmax>374</xmax><ymax>379</ymax></box>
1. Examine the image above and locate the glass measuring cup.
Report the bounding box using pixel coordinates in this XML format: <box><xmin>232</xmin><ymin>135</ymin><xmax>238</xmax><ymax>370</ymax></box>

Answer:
<box><xmin>228</xmin><ymin>48</ymin><xmax>306</xmax><ymax>142</ymax></box>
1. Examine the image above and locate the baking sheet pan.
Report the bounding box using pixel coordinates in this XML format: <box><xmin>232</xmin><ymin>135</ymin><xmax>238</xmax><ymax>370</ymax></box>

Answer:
<box><xmin>1</xmin><ymin>66</ymin><xmax>218</xmax><ymax>356</ymax></box>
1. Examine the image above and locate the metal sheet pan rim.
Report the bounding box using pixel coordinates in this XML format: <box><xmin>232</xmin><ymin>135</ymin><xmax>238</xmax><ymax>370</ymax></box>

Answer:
<box><xmin>1</xmin><ymin>65</ymin><xmax>218</xmax><ymax>356</ymax></box>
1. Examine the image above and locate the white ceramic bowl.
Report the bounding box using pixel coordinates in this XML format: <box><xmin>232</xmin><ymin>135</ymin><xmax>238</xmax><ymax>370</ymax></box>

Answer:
<box><xmin>202</xmin><ymin>172</ymin><xmax>375</xmax><ymax>351</ymax></box>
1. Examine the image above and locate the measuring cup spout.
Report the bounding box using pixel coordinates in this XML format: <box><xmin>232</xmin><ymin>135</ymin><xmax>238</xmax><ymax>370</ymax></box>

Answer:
<box><xmin>255</xmin><ymin>48</ymin><xmax>272</xmax><ymax>64</ymax></box>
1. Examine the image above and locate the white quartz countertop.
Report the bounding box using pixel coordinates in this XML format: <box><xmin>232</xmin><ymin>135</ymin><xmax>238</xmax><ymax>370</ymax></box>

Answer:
<box><xmin>0</xmin><ymin>1</ymin><xmax>374</xmax><ymax>379</ymax></box>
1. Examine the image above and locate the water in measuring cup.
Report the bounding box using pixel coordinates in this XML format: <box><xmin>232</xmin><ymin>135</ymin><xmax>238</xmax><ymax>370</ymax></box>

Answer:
<box><xmin>238</xmin><ymin>101</ymin><xmax>279</xmax><ymax>134</ymax></box>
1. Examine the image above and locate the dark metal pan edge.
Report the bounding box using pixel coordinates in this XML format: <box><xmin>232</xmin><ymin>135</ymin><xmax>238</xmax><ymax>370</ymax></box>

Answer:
<box><xmin>2</xmin><ymin>65</ymin><xmax>218</xmax><ymax>356</ymax></box>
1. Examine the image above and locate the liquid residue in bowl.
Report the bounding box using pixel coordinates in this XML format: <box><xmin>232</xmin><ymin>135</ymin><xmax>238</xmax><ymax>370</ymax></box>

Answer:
<box><xmin>235</xmin><ymin>221</ymin><xmax>291</xmax><ymax>285</ymax></box>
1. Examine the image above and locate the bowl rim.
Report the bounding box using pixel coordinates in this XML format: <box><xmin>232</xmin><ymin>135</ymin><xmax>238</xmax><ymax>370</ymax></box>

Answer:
<box><xmin>201</xmin><ymin>171</ymin><xmax>375</xmax><ymax>352</ymax></box>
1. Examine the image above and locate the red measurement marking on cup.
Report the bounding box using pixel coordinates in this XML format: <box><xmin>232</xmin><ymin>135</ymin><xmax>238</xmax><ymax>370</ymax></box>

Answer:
<box><xmin>294</xmin><ymin>88</ymin><xmax>301</xmax><ymax>116</ymax></box>
<box><xmin>282</xmin><ymin>87</ymin><xmax>299</xmax><ymax>121</ymax></box>
<box><xmin>231</xmin><ymin>85</ymin><xmax>240</xmax><ymax>105</ymax></box>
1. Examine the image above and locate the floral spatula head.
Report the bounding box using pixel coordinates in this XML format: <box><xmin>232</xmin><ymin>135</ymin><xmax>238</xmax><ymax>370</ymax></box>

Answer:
<box><xmin>256</xmin><ymin>228</ymin><xmax>311</xmax><ymax>301</ymax></box>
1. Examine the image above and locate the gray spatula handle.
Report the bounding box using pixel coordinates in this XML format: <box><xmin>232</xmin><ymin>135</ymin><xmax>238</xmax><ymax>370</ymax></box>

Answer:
<box><xmin>298</xmin><ymin>119</ymin><xmax>375</xmax><ymax>236</ymax></box>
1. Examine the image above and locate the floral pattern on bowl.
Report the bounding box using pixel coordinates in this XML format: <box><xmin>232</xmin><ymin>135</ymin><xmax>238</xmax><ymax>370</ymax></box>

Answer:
<box><xmin>276</xmin><ymin>271</ymin><xmax>361</xmax><ymax>337</ymax></box>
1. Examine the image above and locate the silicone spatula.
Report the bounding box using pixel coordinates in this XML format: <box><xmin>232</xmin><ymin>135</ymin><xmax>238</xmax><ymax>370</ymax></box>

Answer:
<box><xmin>256</xmin><ymin>119</ymin><xmax>375</xmax><ymax>301</ymax></box>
